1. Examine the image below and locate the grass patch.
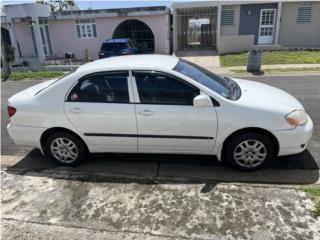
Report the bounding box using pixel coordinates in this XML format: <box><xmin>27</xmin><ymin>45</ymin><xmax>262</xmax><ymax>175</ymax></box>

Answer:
<box><xmin>220</xmin><ymin>50</ymin><xmax>320</xmax><ymax>67</ymax></box>
<box><xmin>4</xmin><ymin>70</ymin><xmax>66</xmax><ymax>81</ymax></box>
<box><xmin>304</xmin><ymin>185</ymin><xmax>320</xmax><ymax>217</ymax></box>
<box><xmin>230</xmin><ymin>67</ymin><xmax>320</xmax><ymax>74</ymax></box>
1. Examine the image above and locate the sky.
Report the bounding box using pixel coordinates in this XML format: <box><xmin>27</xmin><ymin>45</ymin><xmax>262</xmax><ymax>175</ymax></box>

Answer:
<box><xmin>0</xmin><ymin>0</ymin><xmax>195</xmax><ymax>9</ymax></box>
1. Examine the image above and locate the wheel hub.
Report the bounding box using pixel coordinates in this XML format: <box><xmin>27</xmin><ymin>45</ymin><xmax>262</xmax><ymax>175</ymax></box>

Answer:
<box><xmin>233</xmin><ymin>139</ymin><xmax>267</xmax><ymax>168</ymax></box>
<box><xmin>50</xmin><ymin>137</ymin><xmax>78</xmax><ymax>163</ymax></box>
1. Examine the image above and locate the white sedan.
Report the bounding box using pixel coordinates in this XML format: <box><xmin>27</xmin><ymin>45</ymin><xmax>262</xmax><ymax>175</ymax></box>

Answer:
<box><xmin>7</xmin><ymin>55</ymin><xmax>313</xmax><ymax>170</ymax></box>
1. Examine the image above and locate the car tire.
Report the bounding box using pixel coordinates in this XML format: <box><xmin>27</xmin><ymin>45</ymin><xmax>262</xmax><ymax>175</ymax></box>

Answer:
<box><xmin>45</xmin><ymin>132</ymin><xmax>86</xmax><ymax>166</ymax></box>
<box><xmin>224</xmin><ymin>132</ymin><xmax>274</xmax><ymax>171</ymax></box>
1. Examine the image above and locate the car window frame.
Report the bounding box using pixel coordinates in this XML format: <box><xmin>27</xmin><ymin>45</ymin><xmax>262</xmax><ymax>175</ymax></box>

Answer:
<box><xmin>132</xmin><ymin>70</ymin><xmax>201</xmax><ymax>106</ymax></box>
<box><xmin>65</xmin><ymin>70</ymin><xmax>131</xmax><ymax>104</ymax></box>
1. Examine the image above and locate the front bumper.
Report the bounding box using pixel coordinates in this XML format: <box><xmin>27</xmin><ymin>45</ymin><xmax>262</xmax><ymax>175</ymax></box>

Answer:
<box><xmin>272</xmin><ymin>116</ymin><xmax>314</xmax><ymax>156</ymax></box>
<box><xmin>7</xmin><ymin>123</ymin><xmax>45</xmax><ymax>149</ymax></box>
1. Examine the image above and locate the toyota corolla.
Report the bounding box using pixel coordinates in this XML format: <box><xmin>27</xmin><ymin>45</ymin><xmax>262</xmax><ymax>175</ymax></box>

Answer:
<box><xmin>7</xmin><ymin>55</ymin><xmax>313</xmax><ymax>170</ymax></box>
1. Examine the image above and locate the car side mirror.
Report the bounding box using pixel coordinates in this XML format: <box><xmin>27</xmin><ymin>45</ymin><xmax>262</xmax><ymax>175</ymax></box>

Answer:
<box><xmin>193</xmin><ymin>95</ymin><xmax>213</xmax><ymax>107</ymax></box>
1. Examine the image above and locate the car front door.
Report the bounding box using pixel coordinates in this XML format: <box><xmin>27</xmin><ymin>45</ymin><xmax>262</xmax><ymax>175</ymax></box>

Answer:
<box><xmin>132</xmin><ymin>71</ymin><xmax>217</xmax><ymax>154</ymax></box>
<box><xmin>64</xmin><ymin>71</ymin><xmax>137</xmax><ymax>151</ymax></box>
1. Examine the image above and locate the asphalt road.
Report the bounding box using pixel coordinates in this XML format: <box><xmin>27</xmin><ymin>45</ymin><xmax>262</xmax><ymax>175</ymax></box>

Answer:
<box><xmin>1</xmin><ymin>75</ymin><xmax>320</xmax><ymax>173</ymax></box>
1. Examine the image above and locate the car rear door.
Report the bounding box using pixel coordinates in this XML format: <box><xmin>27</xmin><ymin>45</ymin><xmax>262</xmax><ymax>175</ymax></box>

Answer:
<box><xmin>64</xmin><ymin>71</ymin><xmax>137</xmax><ymax>151</ymax></box>
<box><xmin>132</xmin><ymin>70</ymin><xmax>217</xmax><ymax>154</ymax></box>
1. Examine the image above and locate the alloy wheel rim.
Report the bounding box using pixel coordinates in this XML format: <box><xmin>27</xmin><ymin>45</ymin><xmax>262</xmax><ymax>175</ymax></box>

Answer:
<box><xmin>233</xmin><ymin>139</ymin><xmax>267</xmax><ymax>168</ymax></box>
<box><xmin>50</xmin><ymin>137</ymin><xmax>78</xmax><ymax>163</ymax></box>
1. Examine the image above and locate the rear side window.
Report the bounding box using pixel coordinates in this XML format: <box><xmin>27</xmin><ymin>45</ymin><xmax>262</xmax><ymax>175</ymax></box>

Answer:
<box><xmin>134</xmin><ymin>71</ymin><xmax>199</xmax><ymax>105</ymax></box>
<box><xmin>100</xmin><ymin>42</ymin><xmax>128</xmax><ymax>51</ymax></box>
<box><xmin>67</xmin><ymin>71</ymin><xmax>129</xmax><ymax>103</ymax></box>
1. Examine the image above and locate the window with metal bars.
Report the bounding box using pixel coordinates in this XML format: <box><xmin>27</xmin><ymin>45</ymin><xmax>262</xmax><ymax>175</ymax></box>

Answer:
<box><xmin>75</xmin><ymin>19</ymin><xmax>97</xmax><ymax>38</ymax></box>
<box><xmin>221</xmin><ymin>6</ymin><xmax>235</xmax><ymax>25</ymax></box>
<box><xmin>113</xmin><ymin>19</ymin><xmax>155</xmax><ymax>53</ymax></box>
<box><xmin>296</xmin><ymin>3</ymin><xmax>312</xmax><ymax>23</ymax></box>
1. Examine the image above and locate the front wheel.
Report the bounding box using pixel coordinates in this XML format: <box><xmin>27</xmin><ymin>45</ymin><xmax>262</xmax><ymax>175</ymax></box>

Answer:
<box><xmin>45</xmin><ymin>132</ymin><xmax>86</xmax><ymax>166</ymax></box>
<box><xmin>224</xmin><ymin>132</ymin><xmax>274</xmax><ymax>171</ymax></box>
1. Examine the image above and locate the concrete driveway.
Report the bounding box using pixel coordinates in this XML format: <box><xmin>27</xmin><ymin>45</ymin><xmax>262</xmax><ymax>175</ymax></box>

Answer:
<box><xmin>1</xmin><ymin>75</ymin><xmax>320</xmax><ymax>239</ymax></box>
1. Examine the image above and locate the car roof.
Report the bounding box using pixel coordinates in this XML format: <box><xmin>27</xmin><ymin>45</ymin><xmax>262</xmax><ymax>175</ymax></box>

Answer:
<box><xmin>103</xmin><ymin>38</ymin><xmax>130</xmax><ymax>43</ymax></box>
<box><xmin>76</xmin><ymin>55</ymin><xmax>180</xmax><ymax>73</ymax></box>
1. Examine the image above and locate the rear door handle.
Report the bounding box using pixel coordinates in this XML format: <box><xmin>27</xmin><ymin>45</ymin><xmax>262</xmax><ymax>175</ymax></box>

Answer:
<box><xmin>138</xmin><ymin>109</ymin><xmax>154</xmax><ymax>116</ymax></box>
<box><xmin>68</xmin><ymin>107</ymin><xmax>84</xmax><ymax>113</ymax></box>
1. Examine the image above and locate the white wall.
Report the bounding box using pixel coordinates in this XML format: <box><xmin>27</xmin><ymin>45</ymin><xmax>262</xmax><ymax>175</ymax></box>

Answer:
<box><xmin>49</xmin><ymin>14</ymin><xmax>168</xmax><ymax>60</ymax></box>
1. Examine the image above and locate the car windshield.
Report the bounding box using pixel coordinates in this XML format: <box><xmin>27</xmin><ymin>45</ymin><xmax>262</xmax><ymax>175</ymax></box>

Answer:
<box><xmin>101</xmin><ymin>42</ymin><xmax>127</xmax><ymax>51</ymax></box>
<box><xmin>173</xmin><ymin>59</ymin><xmax>230</xmax><ymax>98</ymax></box>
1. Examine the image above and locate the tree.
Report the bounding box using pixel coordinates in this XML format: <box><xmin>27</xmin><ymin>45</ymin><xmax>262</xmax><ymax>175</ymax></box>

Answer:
<box><xmin>36</xmin><ymin>0</ymin><xmax>77</xmax><ymax>11</ymax></box>
<box><xmin>1</xmin><ymin>28</ymin><xmax>14</xmax><ymax>81</ymax></box>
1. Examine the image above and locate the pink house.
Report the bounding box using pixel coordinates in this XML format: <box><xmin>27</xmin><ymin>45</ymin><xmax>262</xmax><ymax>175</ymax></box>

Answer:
<box><xmin>1</xmin><ymin>3</ymin><xmax>170</xmax><ymax>65</ymax></box>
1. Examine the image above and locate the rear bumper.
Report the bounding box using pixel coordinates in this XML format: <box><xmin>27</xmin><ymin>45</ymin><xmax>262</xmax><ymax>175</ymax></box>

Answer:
<box><xmin>7</xmin><ymin>123</ymin><xmax>45</xmax><ymax>149</ymax></box>
<box><xmin>272</xmin><ymin>116</ymin><xmax>313</xmax><ymax>156</ymax></box>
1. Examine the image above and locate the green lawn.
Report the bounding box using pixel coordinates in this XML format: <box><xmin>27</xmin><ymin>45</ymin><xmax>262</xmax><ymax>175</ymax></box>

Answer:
<box><xmin>304</xmin><ymin>186</ymin><xmax>320</xmax><ymax>217</ymax></box>
<box><xmin>2</xmin><ymin>70</ymin><xmax>66</xmax><ymax>81</ymax></box>
<box><xmin>231</xmin><ymin>67</ymin><xmax>320</xmax><ymax>74</ymax></box>
<box><xmin>220</xmin><ymin>50</ymin><xmax>320</xmax><ymax>67</ymax></box>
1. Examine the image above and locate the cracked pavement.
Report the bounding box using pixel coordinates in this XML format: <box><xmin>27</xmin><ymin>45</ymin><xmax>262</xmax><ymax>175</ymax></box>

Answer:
<box><xmin>2</xmin><ymin>170</ymin><xmax>320</xmax><ymax>240</ymax></box>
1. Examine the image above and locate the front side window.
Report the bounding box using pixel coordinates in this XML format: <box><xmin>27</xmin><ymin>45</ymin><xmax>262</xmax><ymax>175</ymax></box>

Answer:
<box><xmin>221</xmin><ymin>6</ymin><xmax>235</xmax><ymax>25</ymax></box>
<box><xmin>174</xmin><ymin>59</ymin><xmax>230</xmax><ymax>98</ymax></box>
<box><xmin>296</xmin><ymin>3</ymin><xmax>312</xmax><ymax>23</ymax></box>
<box><xmin>68</xmin><ymin>71</ymin><xmax>129</xmax><ymax>103</ymax></box>
<box><xmin>134</xmin><ymin>71</ymin><xmax>199</xmax><ymax>105</ymax></box>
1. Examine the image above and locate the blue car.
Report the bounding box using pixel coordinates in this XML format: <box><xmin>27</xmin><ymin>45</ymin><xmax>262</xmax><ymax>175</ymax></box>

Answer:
<box><xmin>98</xmin><ymin>38</ymin><xmax>139</xmax><ymax>59</ymax></box>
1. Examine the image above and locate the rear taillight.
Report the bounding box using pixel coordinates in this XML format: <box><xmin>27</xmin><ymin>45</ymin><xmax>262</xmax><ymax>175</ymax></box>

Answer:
<box><xmin>7</xmin><ymin>106</ymin><xmax>16</xmax><ymax>118</ymax></box>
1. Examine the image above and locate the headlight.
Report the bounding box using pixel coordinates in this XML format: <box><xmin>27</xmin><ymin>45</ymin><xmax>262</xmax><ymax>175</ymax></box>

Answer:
<box><xmin>285</xmin><ymin>110</ymin><xmax>308</xmax><ymax>126</ymax></box>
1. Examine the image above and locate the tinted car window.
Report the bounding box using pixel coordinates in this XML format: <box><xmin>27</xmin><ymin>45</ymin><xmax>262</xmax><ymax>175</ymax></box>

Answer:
<box><xmin>134</xmin><ymin>71</ymin><xmax>199</xmax><ymax>105</ymax></box>
<box><xmin>68</xmin><ymin>71</ymin><xmax>129</xmax><ymax>103</ymax></box>
<box><xmin>100</xmin><ymin>42</ymin><xmax>128</xmax><ymax>51</ymax></box>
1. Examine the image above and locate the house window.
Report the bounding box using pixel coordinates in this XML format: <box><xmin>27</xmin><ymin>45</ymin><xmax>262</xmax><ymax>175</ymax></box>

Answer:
<box><xmin>296</xmin><ymin>3</ymin><xmax>312</xmax><ymax>23</ymax></box>
<box><xmin>75</xmin><ymin>19</ymin><xmax>97</xmax><ymax>38</ymax></box>
<box><xmin>221</xmin><ymin>6</ymin><xmax>235</xmax><ymax>25</ymax></box>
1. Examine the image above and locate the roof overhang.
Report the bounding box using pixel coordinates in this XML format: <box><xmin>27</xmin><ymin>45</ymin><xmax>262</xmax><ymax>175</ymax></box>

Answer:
<box><xmin>50</xmin><ymin>6</ymin><xmax>169</xmax><ymax>20</ymax></box>
<box><xmin>173</xmin><ymin>0</ymin><xmax>319</xmax><ymax>9</ymax></box>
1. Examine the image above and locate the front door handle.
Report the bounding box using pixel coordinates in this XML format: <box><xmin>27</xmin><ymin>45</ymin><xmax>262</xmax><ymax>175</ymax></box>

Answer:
<box><xmin>68</xmin><ymin>107</ymin><xmax>84</xmax><ymax>113</ymax></box>
<box><xmin>139</xmin><ymin>109</ymin><xmax>154</xmax><ymax>116</ymax></box>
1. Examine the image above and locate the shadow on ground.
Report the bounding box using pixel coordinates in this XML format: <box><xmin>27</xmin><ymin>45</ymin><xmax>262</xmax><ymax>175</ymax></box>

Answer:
<box><xmin>5</xmin><ymin>148</ymin><xmax>319</xmax><ymax>185</ymax></box>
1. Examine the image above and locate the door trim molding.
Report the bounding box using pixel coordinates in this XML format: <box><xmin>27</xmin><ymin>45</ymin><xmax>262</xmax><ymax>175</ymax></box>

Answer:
<box><xmin>84</xmin><ymin>133</ymin><xmax>214</xmax><ymax>140</ymax></box>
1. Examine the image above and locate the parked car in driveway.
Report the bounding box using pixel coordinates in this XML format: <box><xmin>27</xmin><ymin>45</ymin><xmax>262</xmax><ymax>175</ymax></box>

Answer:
<box><xmin>98</xmin><ymin>38</ymin><xmax>139</xmax><ymax>59</ymax></box>
<box><xmin>7</xmin><ymin>55</ymin><xmax>313</xmax><ymax>170</ymax></box>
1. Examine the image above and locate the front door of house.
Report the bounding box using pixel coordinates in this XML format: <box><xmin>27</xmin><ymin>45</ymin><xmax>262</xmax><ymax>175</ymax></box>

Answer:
<box><xmin>258</xmin><ymin>9</ymin><xmax>276</xmax><ymax>45</ymax></box>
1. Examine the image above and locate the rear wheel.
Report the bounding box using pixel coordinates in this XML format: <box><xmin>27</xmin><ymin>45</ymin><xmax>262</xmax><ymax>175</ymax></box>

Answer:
<box><xmin>224</xmin><ymin>132</ymin><xmax>274</xmax><ymax>171</ymax></box>
<box><xmin>45</xmin><ymin>132</ymin><xmax>86</xmax><ymax>166</ymax></box>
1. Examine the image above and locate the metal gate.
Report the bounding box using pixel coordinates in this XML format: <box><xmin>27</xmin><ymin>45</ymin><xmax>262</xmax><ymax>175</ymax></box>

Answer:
<box><xmin>176</xmin><ymin>7</ymin><xmax>217</xmax><ymax>51</ymax></box>
<box><xmin>113</xmin><ymin>19</ymin><xmax>155</xmax><ymax>53</ymax></box>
